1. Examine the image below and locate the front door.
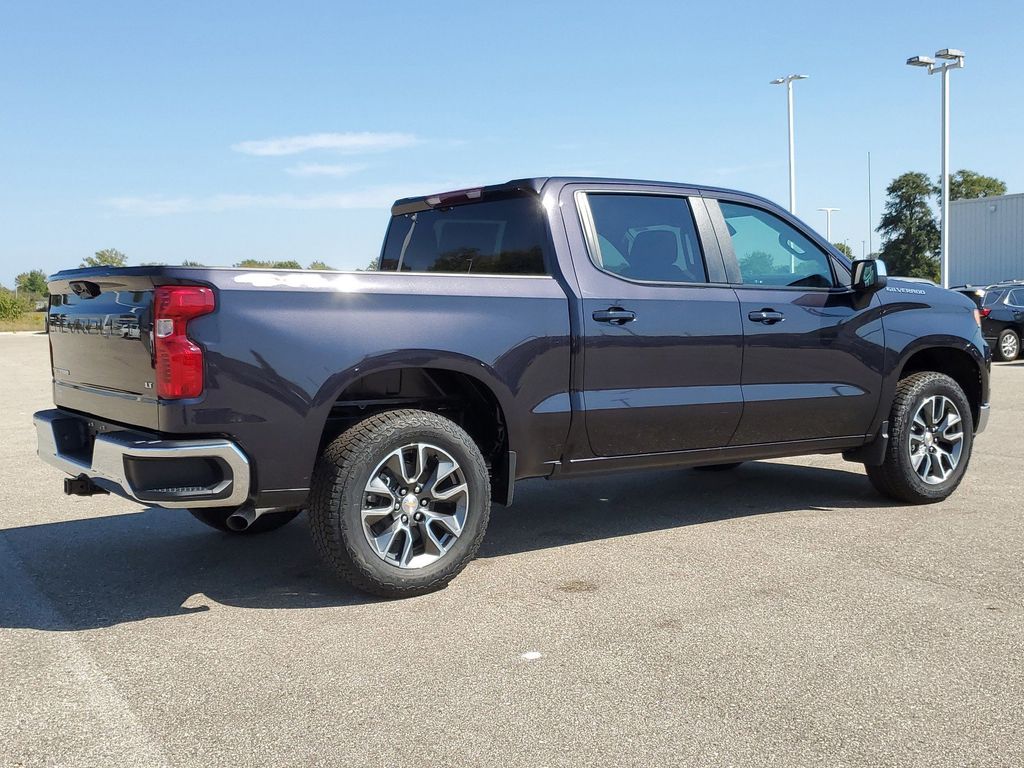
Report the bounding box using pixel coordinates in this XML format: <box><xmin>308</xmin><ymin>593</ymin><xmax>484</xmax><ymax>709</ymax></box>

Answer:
<box><xmin>709</xmin><ymin>197</ymin><xmax>885</xmax><ymax>445</ymax></box>
<box><xmin>565</xmin><ymin>187</ymin><xmax>744</xmax><ymax>457</ymax></box>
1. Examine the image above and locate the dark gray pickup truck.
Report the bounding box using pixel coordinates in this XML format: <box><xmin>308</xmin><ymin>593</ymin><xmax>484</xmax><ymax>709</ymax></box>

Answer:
<box><xmin>35</xmin><ymin>177</ymin><xmax>990</xmax><ymax>596</ymax></box>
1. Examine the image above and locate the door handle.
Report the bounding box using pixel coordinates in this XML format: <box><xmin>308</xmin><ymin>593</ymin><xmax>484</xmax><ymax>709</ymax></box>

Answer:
<box><xmin>748</xmin><ymin>309</ymin><xmax>785</xmax><ymax>324</ymax></box>
<box><xmin>593</xmin><ymin>307</ymin><xmax>637</xmax><ymax>325</ymax></box>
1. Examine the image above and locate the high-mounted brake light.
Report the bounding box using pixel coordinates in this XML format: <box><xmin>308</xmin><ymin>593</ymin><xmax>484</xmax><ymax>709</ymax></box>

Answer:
<box><xmin>153</xmin><ymin>286</ymin><xmax>215</xmax><ymax>399</ymax></box>
<box><xmin>425</xmin><ymin>188</ymin><xmax>483</xmax><ymax>207</ymax></box>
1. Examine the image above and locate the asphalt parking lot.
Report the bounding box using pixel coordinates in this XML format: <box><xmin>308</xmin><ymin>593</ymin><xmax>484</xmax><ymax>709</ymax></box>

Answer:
<box><xmin>2</xmin><ymin>331</ymin><xmax>1022</xmax><ymax>767</ymax></box>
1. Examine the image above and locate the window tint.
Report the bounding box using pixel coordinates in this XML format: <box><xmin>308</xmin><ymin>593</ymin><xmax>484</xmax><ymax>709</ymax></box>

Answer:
<box><xmin>720</xmin><ymin>202</ymin><xmax>835</xmax><ymax>288</ymax></box>
<box><xmin>378</xmin><ymin>197</ymin><xmax>547</xmax><ymax>275</ymax></box>
<box><xmin>1007</xmin><ymin>289</ymin><xmax>1024</xmax><ymax>307</ymax></box>
<box><xmin>584</xmin><ymin>194</ymin><xmax>707</xmax><ymax>283</ymax></box>
<box><xmin>983</xmin><ymin>289</ymin><xmax>1004</xmax><ymax>307</ymax></box>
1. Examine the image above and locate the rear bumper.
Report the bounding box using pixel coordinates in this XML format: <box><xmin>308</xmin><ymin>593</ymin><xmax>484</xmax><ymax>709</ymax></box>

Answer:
<box><xmin>33</xmin><ymin>409</ymin><xmax>251</xmax><ymax>509</ymax></box>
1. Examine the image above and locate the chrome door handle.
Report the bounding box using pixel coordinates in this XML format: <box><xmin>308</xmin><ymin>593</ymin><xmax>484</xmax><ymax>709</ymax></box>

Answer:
<box><xmin>748</xmin><ymin>309</ymin><xmax>785</xmax><ymax>324</ymax></box>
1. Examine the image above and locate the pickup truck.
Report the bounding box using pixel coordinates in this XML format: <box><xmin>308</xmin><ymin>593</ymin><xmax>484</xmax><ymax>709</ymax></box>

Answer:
<box><xmin>34</xmin><ymin>177</ymin><xmax>991</xmax><ymax>597</ymax></box>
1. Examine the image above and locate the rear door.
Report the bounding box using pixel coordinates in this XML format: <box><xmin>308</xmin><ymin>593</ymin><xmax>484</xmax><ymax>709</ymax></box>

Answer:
<box><xmin>707</xmin><ymin>196</ymin><xmax>884</xmax><ymax>445</ymax></box>
<box><xmin>1004</xmin><ymin>288</ymin><xmax>1024</xmax><ymax>324</ymax></box>
<box><xmin>561</xmin><ymin>185</ymin><xmax>744</xmax><ymax>457</ymax></box>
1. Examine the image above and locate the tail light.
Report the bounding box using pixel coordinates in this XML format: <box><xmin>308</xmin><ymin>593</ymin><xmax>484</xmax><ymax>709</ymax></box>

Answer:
<box><xmin>153</xmin><ymin>286</ymin><xmax>215</xmax><ymax>399</ymax></box>
<box><xmin>980</xmin><ymin>307</ymin><xmax>991</xmax><ymax>317</ymax></box>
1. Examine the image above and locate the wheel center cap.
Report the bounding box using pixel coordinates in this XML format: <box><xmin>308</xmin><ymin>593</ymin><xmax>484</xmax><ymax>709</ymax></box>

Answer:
<box><xmin>924</xmin><ymin>431</ymin><xmax>934</xmax><ymax>447</ymax></box>
<box><xmin>401</xmin><ymin>494</ymin><xmax>419</xmax><ymax>516</ymax></box>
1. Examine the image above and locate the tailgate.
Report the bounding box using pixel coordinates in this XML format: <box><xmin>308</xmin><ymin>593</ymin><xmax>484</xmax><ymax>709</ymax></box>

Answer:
<box><xmin>47</xmin><ymin>271</ymin><xmax>159</xmax><ymax>428</ymax></box>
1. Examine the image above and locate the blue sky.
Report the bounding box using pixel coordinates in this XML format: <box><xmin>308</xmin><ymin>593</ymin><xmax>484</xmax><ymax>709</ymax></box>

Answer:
<box><xmin>1</xmin><ymin>0</ymin><xmax>1022</xmax><ymax>285</ymax></box>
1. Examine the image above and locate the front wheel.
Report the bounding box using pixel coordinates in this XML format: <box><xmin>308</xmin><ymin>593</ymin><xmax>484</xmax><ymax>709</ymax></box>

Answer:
<box><xmin>865</xmin><ymin>372</ymin><xmax>973</xmax><ymax>504</ymax></box>
<box><xmin>308</xmin><ymin>409</ymin><xmax>491</xmax><ymax>598</ymax></box>
<box><xmin>996</xmin><ymin>328</ymin><xmax>1020</xmax><ymax>362</ymax></box>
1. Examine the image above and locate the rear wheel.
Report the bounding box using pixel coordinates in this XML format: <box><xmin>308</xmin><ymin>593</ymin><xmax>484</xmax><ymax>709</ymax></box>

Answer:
<box><xmin>309</xmin><ymin>409</ymin><xmax>490</xmax><ymax>598</ymax></box>
<box><xmin>997</xmin><ymin>328</ymin><xmax>1020</xmax><ymax>361</ymax></box>
<box><xmin>865</xmin><ymin>372</ymin><xmax>973</xmax><ymax>504</ymax></box>
<box><xmin>188</xmin><ymin>508</ymin><xmax>301</xmax><ymax>534</ymax></box>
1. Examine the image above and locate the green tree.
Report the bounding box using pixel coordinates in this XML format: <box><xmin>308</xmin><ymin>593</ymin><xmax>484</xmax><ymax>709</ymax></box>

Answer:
<box><xmin>16</xmin><ymin>269</ymin><xmax>48</xmax><ymax>295</ymax></box>
<box><xmin>877</xmin><ymin>172</ymin><xmax>940</xmax><ymax>281</ymax></box>
<box><xmin>0</xmin><ymin>289</ymin><xmax>31</xmax><ymax>321</ymax></box>
<box><xmin>738</xmin><ymin>250</ymin><xmax>787</xmax><ymax>277</ymax></box>
<box><xmin>181</xmin><ymin>260</ymin><xmax>205</xmax><ymax>267</ymax></box>
<box><xmin>82</xmin><ymin>248</ymin><xmax>127</xmax><ymax>268</ymax></box>
<box><xmin>940</xmin><ymin>169</ymin><xmax>1007</xmax><ymax>201</ymax></box>
<box><xmin>361</xmin><ymin>257</ymin><xmax>379</xmax><ymax>271</ymax></box>
<box><xmin>308</xmin><ymin>260</ymin><xmax>334</xmax><ymax>270</ymax></box>
<box><xmin>234</xmin><ymin>259</ymin><xmax>303</xmax><ymax>269</ymax></box>
<box><xmin>832</xmin><ymin>242</ymin><xmax>854</xmax><ymax>259</ymax></box>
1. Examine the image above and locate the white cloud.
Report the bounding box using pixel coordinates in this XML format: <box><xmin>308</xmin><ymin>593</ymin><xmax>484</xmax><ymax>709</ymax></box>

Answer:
<box><xmin>103</xmin><ymin>181</ymin><xmax>468</xmax><ymax>216</ymax></box>
<box><xmin>231</xmin><ymin>131</ymin><xmax>420</xmax><ymax>157</ymax></box>
<box><xmin>286</xmin><ymin>162</ymin><xmax>368</xmax><ymax>178</ymax></box>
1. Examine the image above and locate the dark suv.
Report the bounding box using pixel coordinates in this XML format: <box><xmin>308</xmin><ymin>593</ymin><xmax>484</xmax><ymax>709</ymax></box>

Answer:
<box><xmin>954</xmin><ymin>281</ymin><xmax>1024</xmax><ymax>361</ymax></box>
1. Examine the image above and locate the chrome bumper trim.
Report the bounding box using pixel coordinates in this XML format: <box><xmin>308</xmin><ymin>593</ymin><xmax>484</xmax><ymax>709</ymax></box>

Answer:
<box><xmin>33</xmin><ymin>409</ymin><xmax>250</xmax><ymax>509</ymax></box>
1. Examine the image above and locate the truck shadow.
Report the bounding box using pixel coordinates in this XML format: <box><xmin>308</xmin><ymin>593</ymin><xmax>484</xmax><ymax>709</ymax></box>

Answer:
<box><xmin>1</xmin><ymin>461</ymin><xmax>888</xmax><ymax>631</ymax></box>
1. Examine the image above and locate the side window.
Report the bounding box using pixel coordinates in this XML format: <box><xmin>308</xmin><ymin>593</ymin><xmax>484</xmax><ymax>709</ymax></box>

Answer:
<box><xmin>584</xmin><ymin>194</ymin><xmax>708</xmax><ymax>283</ymax></box>
<box><xmin>720</xmin><ymin>202</ymin><xmax>835</xmax><ymax>288</ymax></box>
<box><xmin>1007</xmin><ymin>289</ymin><xmax>1024</xmax><ymax>307</ymax></box>
<box><xmin>983</xmin><ymin>290</ymin><xmax>1005</xmax><ymax>307</ymax></box>
<box><xmin>378</xmin><ymin>196</ymin><xmax>548</xmax><ymax>275</ymax></box>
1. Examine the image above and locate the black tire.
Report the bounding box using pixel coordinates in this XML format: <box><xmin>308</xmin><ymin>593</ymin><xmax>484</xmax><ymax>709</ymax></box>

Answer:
<box><xmin>996</xmin><ymin>328</ymin><xmax>1020</xmax><ymax>362</ymax></box>
<box><xmin>309</xmin><ymin>409</ymin><xmax>491</xmax><ymax>598</ymax></box>
<box><xmin>188</xmin><ymin>507</ymin><xmax>301</xmax><ymax>534</ymax></box>
<box><xmin>865</xmin><ymin>372</ymin><xmax>974</xmax><ymax>504</ymax></box>
<box><xmin>693</xmin><ymin>462</ymin><xmax>744</xmax><ymax>472</ymax></box>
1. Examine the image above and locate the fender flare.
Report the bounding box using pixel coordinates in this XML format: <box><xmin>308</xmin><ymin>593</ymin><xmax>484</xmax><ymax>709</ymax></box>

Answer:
<box><xmin>311</xmin><ymin>348</ymin><xmax>523</xmax><ymax>460</ymax></box>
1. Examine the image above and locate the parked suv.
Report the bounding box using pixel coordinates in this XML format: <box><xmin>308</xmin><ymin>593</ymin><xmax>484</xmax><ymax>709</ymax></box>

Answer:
<box><xmin>954</xmin><ymin>281</ymin><xmax>1024</xmax><ymax>361</ymax></box>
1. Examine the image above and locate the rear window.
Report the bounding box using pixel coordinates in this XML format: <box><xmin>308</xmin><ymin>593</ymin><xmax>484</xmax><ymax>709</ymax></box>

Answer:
<box><xmin>378</xmin><ymin>196</ymin><xmax>548</xmax><ymax>275</ymax></box>
<box><xmin>955</xmin><ymin>289</ymin><xmax>984</xmax><ymax>308</ymax></box>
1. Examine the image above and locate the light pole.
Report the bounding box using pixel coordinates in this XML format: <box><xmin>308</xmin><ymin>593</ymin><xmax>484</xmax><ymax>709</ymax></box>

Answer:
<box><xmin>818</xmin><ymin>207</ymin><xmax>839</xmax><ymax>241</ymax></box>
<box><xmin>770</xmin><ymin>74</ymin><xmax>808</xmax><ymax>215</ymax></box>
<box><xmin>907</xmin><ymin>49</ymin><xmax>965</xmax><ymax>288</ymax></box>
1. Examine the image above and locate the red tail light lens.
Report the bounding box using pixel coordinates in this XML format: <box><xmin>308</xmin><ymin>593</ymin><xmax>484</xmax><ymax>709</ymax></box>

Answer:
<box><xmin>980</xmin><ymin>307</ymin><xmax>991</xmax><ymax>317</ymax></box>
<box><xmin>153</xmin><ymin>286</ymin><xmax>215</xmax><ymax>399</ymax></box>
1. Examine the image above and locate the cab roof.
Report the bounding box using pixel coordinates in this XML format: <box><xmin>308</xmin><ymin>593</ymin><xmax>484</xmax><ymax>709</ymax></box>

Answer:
<box><xmin>390</xmin><ymin>177</ymin><xmax>778</xmax><ymax>216</ymax></box>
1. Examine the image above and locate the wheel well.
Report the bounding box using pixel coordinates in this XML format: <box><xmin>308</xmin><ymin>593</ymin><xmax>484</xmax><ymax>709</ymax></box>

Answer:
<box><xmin>900</xmin><ymin>347</ymin><xmax>983</xmax><ymax>426</ymax></box>
<box><xmin>319</xmin><ymin>368</ymin><xmax>512</xmax><ymax>504</ymax></box>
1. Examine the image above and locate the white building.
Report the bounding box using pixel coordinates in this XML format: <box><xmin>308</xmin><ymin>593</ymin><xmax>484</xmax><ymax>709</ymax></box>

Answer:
<box><xmin>949</xmin><ymin>193</ymin><xmax>1024</xmax><ymax>286</ymax></box>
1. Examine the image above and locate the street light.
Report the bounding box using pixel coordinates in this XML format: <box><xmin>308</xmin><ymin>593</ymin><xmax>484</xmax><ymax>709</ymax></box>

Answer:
<box><xmin>770</xmin><ymin>74</ymin><xmax>809</xmax><ymax>215</ymax></box>
<box><xmin>907</xmin><ymin>48</ymin><xmax>965</xmax><ymax>288</ymax></box>
<box><xmin>818</xmin><ymin>207</ymin><xmax>839</xmax><ymax>241</ymax></box>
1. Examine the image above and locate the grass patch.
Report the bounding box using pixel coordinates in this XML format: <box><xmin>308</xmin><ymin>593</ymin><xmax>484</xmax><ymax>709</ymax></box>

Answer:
<box><xmin>0</xmin><ymin>313</ymin><xmax>46</xmax><ymax>333</ymax></box>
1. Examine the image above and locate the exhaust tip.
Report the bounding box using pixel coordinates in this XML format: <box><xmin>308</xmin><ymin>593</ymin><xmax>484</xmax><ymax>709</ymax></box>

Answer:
<box><xmin>225</xmin><ymin>506</ymin><xmax>257</xmax><ymax>532</ymax></box>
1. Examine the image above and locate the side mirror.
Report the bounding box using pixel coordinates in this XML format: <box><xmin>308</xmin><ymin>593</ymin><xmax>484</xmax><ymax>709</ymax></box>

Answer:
<box><xmin>852</xmin><ymin>258</ymin><xmax>887</xmax><ymax>293</ymax></box>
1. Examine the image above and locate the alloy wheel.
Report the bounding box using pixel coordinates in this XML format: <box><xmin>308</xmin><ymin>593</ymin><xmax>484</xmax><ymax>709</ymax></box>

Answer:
<box><xmin>360</xmin><ymin>443</ymin><xmax>469</xmax><ymax>569</ymax></box>
<box><xmin>907</xmin><ymin>395</ymin><xmax>965</xmax><ymax>485</ymax></box>
<box><xmin>1001</xmin><ymin>333</ymin><xmax>1019</xmax><ymax>360</ymax></box>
